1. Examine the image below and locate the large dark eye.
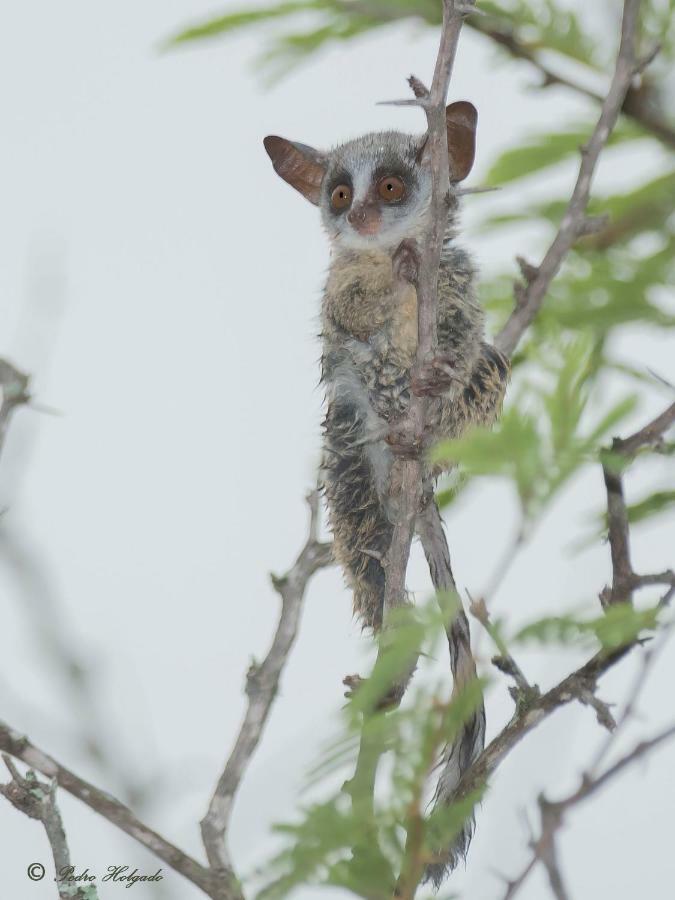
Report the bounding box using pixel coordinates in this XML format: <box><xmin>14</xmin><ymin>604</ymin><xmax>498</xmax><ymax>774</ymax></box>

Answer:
<box><xmin>331</xmin><ymin>184</ymin><xmax>352</xmax><ymax>210</ymax></box>
<box><xmin>377</xmin><ymin>175</ymin><xmax>405</xmax><ymax>203</ymax></box>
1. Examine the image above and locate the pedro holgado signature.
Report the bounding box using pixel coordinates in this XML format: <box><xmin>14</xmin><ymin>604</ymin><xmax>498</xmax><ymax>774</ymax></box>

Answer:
<box><xmin>56</xmin><ymin>865</ymin><xmax>164</xmax><ymax>889</ymax></box>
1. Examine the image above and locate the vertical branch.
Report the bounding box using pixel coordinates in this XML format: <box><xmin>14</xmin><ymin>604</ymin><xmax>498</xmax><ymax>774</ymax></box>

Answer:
<box><xmin>200</xmin><ymin>491</ymin><xmax>332</xmax><ymax>897</ymax></box>
<box><xmin>601</xmin><ymin>461</ymin><xmax>634</xmax><ymax>606</ymax></box>
<box><xmin>381</xmin><ymin>0</ymin><xmax>474</xmax><ymax>615</ymax></box>
<box><xmin>495</xmin><ymin>0</ymin><xmax>651</xmax><ymax>358</ymax></box>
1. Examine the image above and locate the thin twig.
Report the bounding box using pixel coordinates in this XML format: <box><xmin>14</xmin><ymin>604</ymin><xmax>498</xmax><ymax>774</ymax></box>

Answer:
<box><xmin>502</xmin><ymin>721</ymin><xmax>675</xmax><ymax>899</ymax></box>
<box><xmin>200</xmin><ymin>489</ymin><xmax>332</xmax><ymax>894</ymax></box>
<box><xmin>0</xmin><ymin>358</ymin><xmax>31</xmax><ymax>460</ymax></box>
<box><xmin>1</xmin><ymin>755</ymin><xmax>100</xmax><ymax>900</ymax></box>
<box><xmin>468</xmin><ymin>593</ymin><xmax>538</xmax><ymax>705</ymax></box>
<box><xmin>590</xmin><ymin>616</ymin><xmax>675</xmax><ymax>774</ymax></box>
<box><xmin>466</xmin><ymin>17</ymin><xmax>675</xmax><ymax>150</ymax></box>
<box><xmin>613</xmin><ymin>401</ymin><xmax>675</xmax><ymax>457</ymax></box>
<box><xmin>495</xmin><ymin>0</ymin><xmax>651</xmax><ymax>358</ymax></box>
<box><xmin>601</xmin><ymin>400</ymin><xmax>675</xmax><ymax>607</ymax></box>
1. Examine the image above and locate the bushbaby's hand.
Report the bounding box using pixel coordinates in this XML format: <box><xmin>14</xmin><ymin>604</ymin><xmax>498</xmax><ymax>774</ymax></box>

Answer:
<box><xmin>392</xmin><ymin>239</ymin><xmax>420</xmax><ymax>286</ymax></box>
<box><xmin>343</xmin><ymin>673</ymin><xmax>404</xmax><ymax>710</ymax></box>
<box><xmin>385</xmin><ymin>423</ymin><xmax>425</xmax><ymax>459</ymax></box>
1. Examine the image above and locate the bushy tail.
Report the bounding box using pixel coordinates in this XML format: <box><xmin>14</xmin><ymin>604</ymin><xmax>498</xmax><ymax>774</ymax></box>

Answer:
<box><xmin>322</xmin><ymin>420</ymin><xmax>393</xmax><ymax>630</ymax></box>
<box><xmin>323</xmin><ymin>401</ymin><xmax>485</xmax><ymax>881</ymax></box>
<box><xmin>418</xmin><ymin>500</ymin><xmax>486</xmax><ymax>885</ymax></box>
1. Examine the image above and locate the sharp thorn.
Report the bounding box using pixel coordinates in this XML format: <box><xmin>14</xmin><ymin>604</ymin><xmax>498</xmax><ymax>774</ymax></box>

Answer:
<box><xmin>454</xmin><ymin>184</ymin><xmax>501</xmax><ymax>196</ymax></box>
<box><xmin>454</xmin><ymin>3</ymin><xmax>486</xmax><ymax>16</ymax></box>
<box><xmin>377</xmin><ymin>98</ymin><xmax>430</xmax><ymax>109</ymax></box>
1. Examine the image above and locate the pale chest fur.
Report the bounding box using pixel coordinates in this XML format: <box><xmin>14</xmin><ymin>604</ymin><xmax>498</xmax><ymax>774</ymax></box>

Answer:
<box><xmin>389</xmin><ymin>280</ymin><xmax>418</xmax><ymax>362</ymax></box>
<box><xmin>323</xmin><ymin>249</ymin><xmax>418</xmax><ymax>366</ymax></box>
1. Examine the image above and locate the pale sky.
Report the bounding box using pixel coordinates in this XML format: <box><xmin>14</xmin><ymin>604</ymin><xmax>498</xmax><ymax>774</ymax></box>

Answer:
<box><xmin>0</xmin><ymin>2</ymin><xmax>673</xmax><ymax>899</ymax></box>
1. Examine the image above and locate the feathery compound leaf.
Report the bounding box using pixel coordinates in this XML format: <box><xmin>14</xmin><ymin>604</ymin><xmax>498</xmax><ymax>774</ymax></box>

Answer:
<box><xmin>432</xmin><ymin>338</ymin><xmax>637</xmax><ymax>519</ymax></box>
<box><xmin>164</xmin><ymin>1</ymin><xmax>330</xmax><ymax>47</ymax></box>
<box><xmin>515</xmin><ymin>603</ymin><xmax>660</xmax><ymax>649</ymax></box>
<box><xmin>486</xmin><ymin>122</ymin><xmax>641</xmax><ymax>186</ymax></box>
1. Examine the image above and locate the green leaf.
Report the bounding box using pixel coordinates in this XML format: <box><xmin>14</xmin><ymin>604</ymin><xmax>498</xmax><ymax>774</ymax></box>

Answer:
<box><xmin>583</xmin><ymin>395</ymin><xmax>639</xmax><ymax>448</ymax></box>
<box><xmin>486</xmin><ymin>122</ymin><xmax>641</xmax><ymax>186</ymax></box>
<box><xmin>592</xmin><ymin>603</ymin><xmax>660</xmax><ymax>649</ymax></box>
<box><xmin>515</xmin><ymin>603</ymin><xmax>660</xmax><ymax>649</ymax></box>
<box><xmin>164</xmin><ymin>1</ymin><xmax>330</xmax><ymax>48</ymax></box>
<box><xmin>626</xmin><ymin>490</ymin><xmax>675</xmax><ymax>526</ymax></box>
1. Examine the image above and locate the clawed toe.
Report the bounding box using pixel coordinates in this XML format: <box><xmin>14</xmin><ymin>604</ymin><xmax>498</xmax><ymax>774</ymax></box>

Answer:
<box><xmin>343</xmin><ymin>674</ymin><xmax>365</xmax><ymax>699</ymax></box>
<box><xmin>385</xmin><ymin>429</ymin><xmax>424</xmax><ymax>459</ymax></box>
<box><xmin>343</xmin><ymin>673</ymin><xmax>404</xmax><ymax>710</ymax></box>
<box><xmin>411</xmin><ymin>355</ymin><xmax>462</xmax><ymax>398</ymax></box>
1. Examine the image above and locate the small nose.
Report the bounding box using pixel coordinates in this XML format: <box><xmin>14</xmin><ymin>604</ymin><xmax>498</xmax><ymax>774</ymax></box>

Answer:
<box><xmin>347</xmin><ymin>206</ymin><xmax>367</xmax><ymax>225</ymax></box>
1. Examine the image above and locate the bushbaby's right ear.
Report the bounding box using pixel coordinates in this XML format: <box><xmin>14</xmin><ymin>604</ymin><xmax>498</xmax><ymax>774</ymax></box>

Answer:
<box><xmin>263</xmin><ymin>136</ymin><xmax>327</xmax><ymax>206</ymax></box>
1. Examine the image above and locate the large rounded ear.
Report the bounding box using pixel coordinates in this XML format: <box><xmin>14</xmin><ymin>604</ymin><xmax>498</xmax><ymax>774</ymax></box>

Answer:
<box><xmin>446</xmin><ymin>101</ymin><xmax>477</xmax><ymax>182</ymax></box>
<box><xmin>263</xmin><ymin>136</ymin><xmax>327</xmax><ymax>206</ymax></box>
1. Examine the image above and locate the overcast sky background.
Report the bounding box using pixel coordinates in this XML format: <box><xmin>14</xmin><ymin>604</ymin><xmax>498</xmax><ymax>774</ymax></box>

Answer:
<box><xmin>0</xmin><ymin>1</ymin><xmax>673</xmax><ymax>899</ymax></box>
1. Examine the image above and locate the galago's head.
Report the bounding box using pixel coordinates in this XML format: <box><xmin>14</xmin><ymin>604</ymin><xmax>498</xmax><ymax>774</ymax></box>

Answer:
<box><xmin>263</xmin><ymin>101</ymin><xmax>477</xmax><ymax>252</ymax></box>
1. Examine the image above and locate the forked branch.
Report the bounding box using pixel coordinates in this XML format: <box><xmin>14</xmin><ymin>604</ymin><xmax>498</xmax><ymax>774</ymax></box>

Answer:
<box><xmin>0</xmin><ymin>720</ymin><xmax>214</xmax><ymax>894</ymax></box>
<box><xmin>200</xmin><ymin>490</ymin><xmax>332</xmax><ymax>896</ymax></box>
<box><xmin>502</xmin><ymin>721</ymin><xmax>675</xmax><ymax>899</ymax></box>
<box><xmin>0</xmin><ymin>755</ymin><xmax>100</xmax><ymax>900</ymax></box>
<box><xmin>601</xmin><ymin>400</ymin><xmax>675</xmax><ymax>607</ymax></box>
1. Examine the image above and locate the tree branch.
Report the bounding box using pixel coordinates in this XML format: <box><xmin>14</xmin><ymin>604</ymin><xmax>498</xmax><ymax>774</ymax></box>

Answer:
<box><xmin>468</xmin><ymin>593</ymin><xmax>539</xmax><ymax>706</ymax></box>
<box><xmin>453</xmin><ymin>644</ymin><xmax>633</xmax><ymax>805</ymax></box>
<box><xmin>380</xmin><ymin>0</ymin><xmax>474</xmax><ymax>619</ymax></box>
<box><xmin>200</xmin><ymin>489</ymin><xmax>332</xmax><ymax>896</ymax></box>
<box><xmin>0</xmin><ymin>719</ymin><xmax>216</xmax><ymax>895</ymax></box>
<box><xmin>495</xmin><ymin>0</ymin><xmax>650</xmax><ymax>358</ymax></box>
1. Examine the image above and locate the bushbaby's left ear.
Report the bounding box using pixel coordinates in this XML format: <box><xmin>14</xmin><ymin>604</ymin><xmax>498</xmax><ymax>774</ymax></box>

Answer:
<box><xmin>445</xmin><ymin>101</ymin><xmax>477</xmax><ymax>182</ymax></box>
